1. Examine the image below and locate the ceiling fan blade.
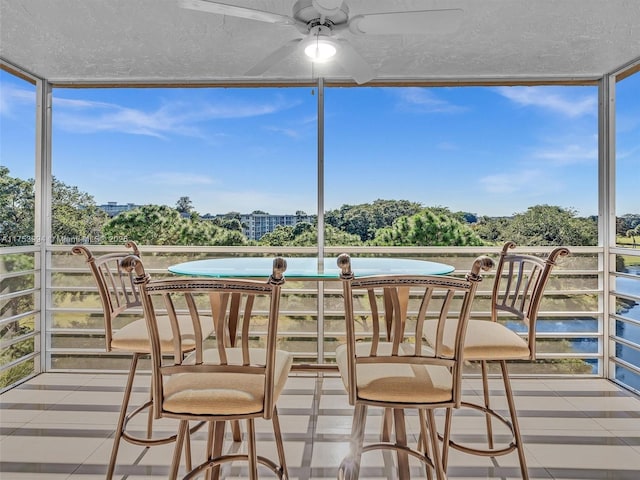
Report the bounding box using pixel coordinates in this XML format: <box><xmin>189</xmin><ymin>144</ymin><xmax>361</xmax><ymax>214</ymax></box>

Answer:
<box><xmin>246</xmin><ymin>38</ymin><xmax>303</xmax><ymax>76</ymax></box>
<box><xmin>349</xmin><ymin>9</ymin><xmax>463</xmax><ymax>35</ymax></box>
<box><xmin>180</xmin><ymin>0</ymin><xmax>296</xmax><ymax>25</ymax></box>
<box><xmin>312</xmin><ymin>0</ymin><xmax>344</xmax><ymax>17</ymax></box>
<box><xmin>334</xmin><ymin>39</ymin><xmax>375</xmax><ymax>85</ymax></box>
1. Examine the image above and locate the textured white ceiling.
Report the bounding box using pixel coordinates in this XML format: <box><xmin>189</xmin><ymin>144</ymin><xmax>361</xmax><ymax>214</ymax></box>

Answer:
<box><xmin>1</xmin><ymin>0</ymin><xmax>640</xmax><ymax>84</ymax></box>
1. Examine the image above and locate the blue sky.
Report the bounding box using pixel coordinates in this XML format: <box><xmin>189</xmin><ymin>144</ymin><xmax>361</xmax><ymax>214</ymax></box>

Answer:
<box><xmin>1</xmin><ymin>70</ymin><xmax>638</xmax><ymax>217</ymax></box>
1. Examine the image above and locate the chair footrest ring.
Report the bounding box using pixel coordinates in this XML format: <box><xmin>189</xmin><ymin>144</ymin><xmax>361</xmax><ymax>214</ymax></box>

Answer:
<box><xmin>445</xmin><ymin>400</ymin><xmax>517</xmax><ymax>457</ymax></box>
<box><xmin>121</xmin><ymin>400</ymin><xmax>205</xmax><ymax>447</ymax></box>
<box><xmin>184</xmin><ymin>453</ymin><xmax>286</xmax><ymax>480</ymax></box>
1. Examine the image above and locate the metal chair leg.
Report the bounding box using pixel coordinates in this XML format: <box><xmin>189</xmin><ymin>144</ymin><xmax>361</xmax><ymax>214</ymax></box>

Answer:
<box><xmin>146</xmin><ymin>376</ymin><xmax>154</xmax><ymax>440</ymax></box>
<box><xmin>427</xmin><ymin>410</ymin><xmax>447</xmax><ymax>480</ymax></box>
<box><xmin>208</xmin><ymin>421</ymin><xmax>226</xmax><ymax>480</ymax></box>
<box><xmin>271</xmin><ymin>407</ymin><xmax>289</xmax><ymax>479</ymax></box>
<box><xmin>381</xmin><ymin>408</ymin><xmax>393</xmax><ymax>441</ymax></box>
<box><xmin>481</xmin><ymin>360</ymin><xmax>495</xmax><ymax>449</ymax></box>
<box><xmin>393</xmin><ymin>408</ymin><xmax>411</xmax><ymax>480</ymax></box>
<box><xmin>444</xmin><ymin>362</ymin><xmax>529</xmax><ymax>480</ymax></box>
<box><xmin>501</xmin><ymin>360</ymin><xmax>529</xmax><ymax>480</ymax></box>
<box><xmin>441</xmin><ymin>407</ymin><xmax>453</xmax><ymax>471</ymax></box>
<box><xmin>204</xmin><ymin>422</ymin><xmax>215</xmax><ymax>480</ymax></box>
<box><xmin>170</xmin><ymin>420</ymin><xmax>189</xmax><ymax>480</ymax></box>
<box><xmin>339</xmin><ymin>403</ymin><xmax>367</xmax><ymax>480</ymax></box>
<box><xmin>247</xmin><ymin>419</ymin><xmax>259</xmax><ymax>480</ymax></box>
<box><xmin>106</xmin><ymin>353</ymin><xmax>141</xmax><ymax>480</ymax></box>
<box><xmin>418</xmin><ymin>409</ymin><xmax>434</xmax><ymax>480</ymax></box>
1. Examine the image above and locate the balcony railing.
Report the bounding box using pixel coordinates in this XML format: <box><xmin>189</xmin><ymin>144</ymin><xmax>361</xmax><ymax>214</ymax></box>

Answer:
<box><xmin>3</xmin><ymin>244</ymin><xmax>639</xmax><ymax>394</ymax></box>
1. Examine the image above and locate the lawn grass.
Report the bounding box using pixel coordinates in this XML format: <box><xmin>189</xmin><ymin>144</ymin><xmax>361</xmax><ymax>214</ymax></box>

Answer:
<box><xmin>617</xmin><ymin>236</ymin><xmax>640</xmax><ymax>267</ymax></box>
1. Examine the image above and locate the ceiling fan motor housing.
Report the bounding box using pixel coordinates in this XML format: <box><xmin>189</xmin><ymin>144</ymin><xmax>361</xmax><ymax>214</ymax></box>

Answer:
<box><xmin>293</xmin><ymin>0</ymin><xmax>349</xmax><ymax>26</ymax></box>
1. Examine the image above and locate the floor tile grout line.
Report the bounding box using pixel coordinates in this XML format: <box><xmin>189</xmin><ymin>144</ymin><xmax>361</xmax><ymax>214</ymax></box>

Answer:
<box><xmin>296</xmin><ymin>374</ymin><xmax>325</xmax><ymax>480</ymax></box>
<box><xmin>2</xmin><ymin>374</ymin><xmax>640</xmax><ymax>479</ymax></box>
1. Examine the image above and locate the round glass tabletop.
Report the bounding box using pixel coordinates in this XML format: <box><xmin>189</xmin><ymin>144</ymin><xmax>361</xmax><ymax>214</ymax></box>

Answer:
<box><xmin>168</xmin><ymin>256</ymin><xmax>455</xmax><ymax>279</ymax></box>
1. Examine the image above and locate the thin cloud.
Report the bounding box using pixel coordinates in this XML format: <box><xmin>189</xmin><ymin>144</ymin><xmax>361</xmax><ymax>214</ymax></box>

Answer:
<box><xmin>264</xmin><ymin>125</ymin><xmax>300</xmax><ymax>138</ymax></box>
<box><xmin>496</xmin><ymin>86</ymin><xmax>596</xmax><ymax>117</ymax></box>
<box><xmin>617</xmin><ymin>144</ymin><xmax>640</xmax><ymax>160</ymax></box>
<box><xmin>480</xmin><ymin>169</ymin><xmax>555</xmax><ymax>195</ymax></box>
<box><xmin>0</xmin><ymin>84</ymin><xmax>35</xmax><ymax>116</ymax></box>
<box><xmin>300</xmin><ymin>114</ymin><xmax>317</xmax><ymax>125</ymax></box>
<box><xmin>54</xmin><ymin>106</ymin><xmax>189</xmax><ymax>139</ymax></box>
<box><xmin>50</xmin><ymin>94</ymin><xmax>299</xmax><ymax>139</ymax></box>
<box><xmin>534</xmin><ymin>144</ymin><xmax>597</xmax><ymax>165</ymax></box>
<box><xmin>395</xmin><ymin>87</ymin><xmax>466</xmax><ymax>113</ymax></box>
<box><xmin>53</xmin><ymin>97</ymin><xmax>114</xmax><ymax>109</ymax></box>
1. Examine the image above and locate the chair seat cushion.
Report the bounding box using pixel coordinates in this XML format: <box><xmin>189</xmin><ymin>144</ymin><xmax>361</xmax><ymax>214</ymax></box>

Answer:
<box><xmin>111</xmin><ymin>315</ymin><xmax>213</xmax><ymax>354</ymax></box>
<box><xmin>335</xmin><ymin>342</ymin><xmax>453</xmax><ymax>404</ymax></box>
<box><xmin>423</xmin><ymin>319</ymin><xmax>531</xmax><ymax>361</ymax></box>
<box><xmin>162</xmin><ymin>348</ymin><xmax>292</xmax><ymax>416</ymax></box>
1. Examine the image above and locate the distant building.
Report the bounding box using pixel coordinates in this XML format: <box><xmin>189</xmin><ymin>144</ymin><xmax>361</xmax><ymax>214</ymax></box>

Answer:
<box><xmin>99</xmin><ymin>204</ymin><xmax>314</xmax><ymax>240</ymax></box>
<box><xmin>239</xmin><ymin>213</ymin><xmax>315</xmax><ymax>241</ymax></box>
<box><xmin>98</xmin><ymin>202</ymin><xmax>140</xmax><ymax>217</ymax></box>
<box><xmin>204</xmin><ymin>212</ymin><xmax>312</xmax><ymax>241</ymax></box>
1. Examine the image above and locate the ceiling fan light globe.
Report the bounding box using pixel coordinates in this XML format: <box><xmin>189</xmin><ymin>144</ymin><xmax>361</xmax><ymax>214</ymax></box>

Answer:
<box><xmin>304</xmin><ymin>40</ymin><xmax>337</xmax><ymax>62</ymax></box>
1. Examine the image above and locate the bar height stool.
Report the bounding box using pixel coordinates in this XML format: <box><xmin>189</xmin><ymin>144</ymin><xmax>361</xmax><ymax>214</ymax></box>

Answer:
<box><xmin>424</xmin><ymin>241</ymin><xmax>570</xmax><ymax>479</ymax></box>
<box><xmin>72</xmin><ymin>243</ymin><xmax>211</xmax><ymax>478</ymax></box>
<box><xmin>124</xmin><ymin>254</ymin><xmax>292</xmax><ymax>480</ymax></box>
<box><xmin>335</xmin><ymin>253</ymin><xmax>493</xmax><ymax>480</ymax></box>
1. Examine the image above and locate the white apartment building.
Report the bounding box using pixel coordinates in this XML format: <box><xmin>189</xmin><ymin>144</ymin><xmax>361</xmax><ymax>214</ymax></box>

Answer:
<box><xmin>240</xmin><ymin>212</ymin><xmax>315</xmax><ymax>241</ymax></box>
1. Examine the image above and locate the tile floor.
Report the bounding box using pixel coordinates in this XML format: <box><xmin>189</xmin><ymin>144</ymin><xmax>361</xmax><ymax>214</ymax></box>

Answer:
<box><xmin>1</xmin><ymin>373</ymin><xmax>639</xmax><ymax>479</ymax></box>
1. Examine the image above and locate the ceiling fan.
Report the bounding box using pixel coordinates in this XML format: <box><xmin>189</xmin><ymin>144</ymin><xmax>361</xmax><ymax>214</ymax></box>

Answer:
<box><xmin>179</xmin><ymin>0</ymin><xmax>463</xmax><ymax>84</ymax></box>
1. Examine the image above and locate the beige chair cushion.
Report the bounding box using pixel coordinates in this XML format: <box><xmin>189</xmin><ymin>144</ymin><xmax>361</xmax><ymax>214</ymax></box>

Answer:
<box><xmin>111</xmin><ymin>315</ymin><xmax>213</xmax><ymax>354</ymax></box>
<box><xmin>423</xmin><ymin>319</ymin><xmax>531</xmax><ymax>361</ymax></box>
<box><xmin>162</xmin><ymin>347</ymin><xmax>293</xmax><ymax>416</ymax></box>
<box><xmin>335</xmin><ymin>342</ymin><xmax>453</xmax><ymax>404</ymax></box>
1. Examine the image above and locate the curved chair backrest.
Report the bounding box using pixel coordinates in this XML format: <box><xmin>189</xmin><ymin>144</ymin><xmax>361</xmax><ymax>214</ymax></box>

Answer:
<box><xmin>72</xmin><ymin>242</ymin><xmax>141</xmax><ymax>351</ymax></box>
<box><xmin>123</xmin><ymin>255</ymin><xmax>287</xmax><ymax>420</ymax></box>
<box><xmin>337</xmin><ymin>253</ymin><xmax>493</xmax><ymax>408</ymax></box>
<box><xmin>491</xmin><ymin>241</ymin><xmax>570</xmax><ymax>359</ymax></box>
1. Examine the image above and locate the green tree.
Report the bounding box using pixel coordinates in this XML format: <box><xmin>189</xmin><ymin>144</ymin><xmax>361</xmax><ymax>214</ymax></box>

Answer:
<box><xmin>103</xmin><ymin>204</ymin><xmax>247</xmax><ymax>246</ymax></box>
<box><xmin>325</xmin><ymin>199</ymin><xmax>423</xmax><ymax>242</ymax></box>
<box><xmin>371</xmin><ymin>208</ymin><xmax>485</xmax><ymax>246</ymax></box>
<box><xmin>258</xmin><ymin>225</ymin><xmax>296</xmax><ymax>246</ymax></box>
<box><xmin>218</xmin><ymin>217</ymin><xmax>243</xmax><ymax>232</ymax></box>
<box><xmin>177</xmin><ymin>219</ymin><xmax>246</xmax><ymax>246</ymax></box>
<box><xmin>175</xmin><ymin>196</ymin><xmax>194</xmax><ymax>215</ymax></box>
<box><xmin>626</xmin><ymin>228</ymin><xmax>638</xmax><ymax>248</ymax></box>
<box><xmin>259</xmin><ymin>223</ymin><xmax>362</xmax><ymax>246</ymax></box>
<box><xmin>302</xmin><ymin>224</ymin><xmax>362</xmax><ymax>246</ymax></box>
<box><xmin>0</xmin><ymin>169</ymin><xmax>103</xmax><ymax>386</ymax></box>
<box><xmin>52</xmin><ymin>178</ymin><xmax>108</xmax><ymax>244</ymax></box>
<box><xmin>473</xmin><ymin>216</ymin><xmax>511</xmax><ymax>244</ymax></box>
<box><xmin>455</xmin><ymin>211</ymin><xmax>478</xmax><ymax>224</ymax></box>
<box><xmin>502</xmin><ymin>205</ymin><xmax>597</xmax><ymax>246</ymax></box>
<box><xmin>103</xmin><ymin>205</ymin><xmax>182</xmax><ymax>244</ymax></box>
<box><xmin>617</xmin><ymin>213</ymin><xmax>640</xmax><ymax>236</ymax></box>
<box><xmin>1</xmin><ymin>166</ymin><xmax>35</xmax><ymax>245</ymax></box>
<box><xmin>210</xmin><ymin>214</ymin><xmax>243</xmax><ymax>232</ymax></box>
<box><xmin>1</xmin><ymin>167</ymin><xmax>108</xmax><ymax>245</ymax></box>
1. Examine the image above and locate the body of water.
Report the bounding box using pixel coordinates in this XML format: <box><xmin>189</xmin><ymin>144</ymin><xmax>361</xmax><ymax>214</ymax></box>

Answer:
<box><xmin>615</xmin><ymin>265</ymin><xmax>640</xmax><ymax>391</ymax></box>
<box><xmin>503</xmin><ymin>264</ymin><xmax>640</xmax><ymax>389</ymax></box>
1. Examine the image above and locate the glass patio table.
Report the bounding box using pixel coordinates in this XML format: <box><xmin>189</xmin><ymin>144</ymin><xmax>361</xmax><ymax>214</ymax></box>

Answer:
<box><xmin>168</xmin><ymin>256</ymin><xmax>455</xmax><ymax>278</ymax></box>
<box><xmin>168</xmin><ymin>256</ymin><xmax>456</xmax><ymax>446</ymax></box>
<box><xmin>168</xmin><ymin>255</ymin><xmax>455</xmax><ymax>375</ymax></box>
